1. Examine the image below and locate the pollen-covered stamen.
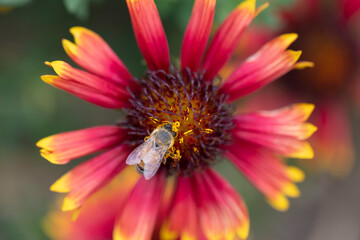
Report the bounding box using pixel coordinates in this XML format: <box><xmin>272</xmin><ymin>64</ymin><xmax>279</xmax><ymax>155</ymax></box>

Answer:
<box><xmin>122</xmin><ymin>67</ymin><xmax>234</xmax><ymax>176</ymax></box>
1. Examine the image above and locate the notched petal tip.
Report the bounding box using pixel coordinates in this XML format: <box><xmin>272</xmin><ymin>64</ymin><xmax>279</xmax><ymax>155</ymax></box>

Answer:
<box><xmin>294</xmin><ymin>103</ymin><xmax>315</xmax><ymax>121</ymax></box>
<box><xmin>39</xmin><ymin>149</ymin><xmax>57</xmax><ymax>164</ymax></box>
<box><xmin>62</xmin><ymin>39</ymin><xmax>77</xmax><ymax>57</ymax></box>
<box><xmin>36</xmin><ymin>136</ymin><xmax>51</xmax><ymax>148</ymax></box>
<box><xmin>287</xmin><ymin>50</ymin><xmax>302</xmax><ymax>62</ymax></box>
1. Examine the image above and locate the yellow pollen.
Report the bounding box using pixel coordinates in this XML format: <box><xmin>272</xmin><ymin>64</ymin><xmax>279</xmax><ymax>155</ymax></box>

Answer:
<box><xmin>149</xmin><ymin>116</ymin><xmax>160</xmax><ymax>124</ymax></box>
<box><xmin>202</xmin><ymin>128</ymin><xmax>214</xmax><ymax>134</ymax></box>
<box><xmin>184</xmin><ymin>130</ymin><xmax>194</xmax><ymax>136</ymax></box>
<box><xmin>193</xmin><ymin>147</ymin><xmax>199</xmax><ymax>154</ymax></box>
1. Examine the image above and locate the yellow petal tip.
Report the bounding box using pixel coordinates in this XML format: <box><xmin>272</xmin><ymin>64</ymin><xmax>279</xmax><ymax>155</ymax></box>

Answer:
<box><xmin>287</xmin><ymin>50</ymin><xmax>302</xmax><ymax>62</ymax></box>
<box><xmin>41</xmin><ymin>75</ymin><xmax>58</xmax><ymax>84</ymax></box>
<box><xmin>287</xmin><ymin>166</ymin><xmax>305</xmax><ymax>182</ymax></box>
<box><xmin>62</xmin><ymin>197</ymin><xmax>79</xmax><ymax>211</ymax></box>
<box><xmin>294</xmin><ymin>61</ymin><xmax>314</xmax><ymax>69</ymax></box>
<box><xmin>279</xmin><ymin>33</ymin><xmax>298</xmax><ymax>47</ymax></box>
<box><xmin>289</xmin><ymin>141</ymin><xmax>314</xmax><ymax>159</ymax></box>
<box><xmin>180</xmin><ymin>233</ymin><xmax>196</xmax><ymax>240</ymax></box>
<box><xmin>267</xmin><ymin>194</ymin><xmax>289</xmax><ymax>211</ymax></box>
<box><xmin>282</xmin><ymin>182</ymin><xmax>300</xmax><ymax>198</ymax></box>
<box><xmin>50</xmin><ymin>177</ymin><xmax>71</xmax><ymax>193</ymax></box>
<box><xmin>237</xmin><ymin>220</ymin><xmax>250</xmax><ymax>239</ymax></box>
<box><xmin>238</xmin><ymin>0</ymin><xmax>256</xmax><ymax>14</ymax></box>
<box><xmin>304</xmin><ymin>123</ymin><xmax>317</xmax><ymax>138</ymax></box>
<box><xmin>295</xmin><ymin>103</ymin><xmax>315</xmax><ymax>120</ymax></box>
<box><xmin>160</xmin><ymin>222</ymin><xmax>178</xmax><ymax>240</ymax></box>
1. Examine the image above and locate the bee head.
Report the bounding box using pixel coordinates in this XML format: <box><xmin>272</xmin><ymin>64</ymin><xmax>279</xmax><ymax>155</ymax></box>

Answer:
<box><xmin>163</xmin><ymin>122</ymin><xmax>180</xmax><ymax>137</ymax></box>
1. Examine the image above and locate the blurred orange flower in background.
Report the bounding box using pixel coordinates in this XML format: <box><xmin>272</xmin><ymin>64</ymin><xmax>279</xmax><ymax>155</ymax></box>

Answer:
<box><xmin>224</xmin><ymin>0</ymin><xmax>360</xmax><ymax>177</ymax></box>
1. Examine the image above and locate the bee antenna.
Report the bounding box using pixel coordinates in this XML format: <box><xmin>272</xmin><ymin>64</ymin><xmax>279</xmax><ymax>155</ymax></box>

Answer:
<box><xmin>166</xmin><ymin>115</ymin><xmax>173</xmax><ymax>124</ymax></box>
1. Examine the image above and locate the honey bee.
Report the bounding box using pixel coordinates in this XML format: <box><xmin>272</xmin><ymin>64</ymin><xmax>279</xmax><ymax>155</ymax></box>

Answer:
<box><xmin>126</xmin><ymin>122</ymin><xmax>180</xmax><ymax>180</ymax></box>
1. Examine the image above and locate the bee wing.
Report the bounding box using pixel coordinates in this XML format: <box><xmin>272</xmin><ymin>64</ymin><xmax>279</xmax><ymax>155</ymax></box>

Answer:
<box><xmin>143</xmin><ymin>145</ymin><xmax>168</xmax><ymax>180</ymax></box>
<box><xmin>125</xmin><ymin>134</ymin><xmax>156</xmax><ymax>165</ymax></box>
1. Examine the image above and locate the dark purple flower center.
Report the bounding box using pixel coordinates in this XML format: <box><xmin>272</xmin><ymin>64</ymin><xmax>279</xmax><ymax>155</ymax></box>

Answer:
<box><xmin>121</xmin><ymin>67</ymin><xmax>234</xmax><ymax>176</ymax></box>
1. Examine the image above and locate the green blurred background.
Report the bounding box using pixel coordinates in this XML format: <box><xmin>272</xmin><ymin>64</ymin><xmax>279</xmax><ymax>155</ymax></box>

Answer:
<box><xmin>0</xmin><ymin>0</ymin><xmax>359</xmax><ymax>239</ymax></box>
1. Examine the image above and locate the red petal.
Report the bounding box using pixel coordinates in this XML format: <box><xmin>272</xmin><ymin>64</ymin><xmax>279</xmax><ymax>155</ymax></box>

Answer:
<box><xmin>226</xmin><ymin>142</ymin><xmax>302</xmax><ymax>211</ymax></box>
<box><xmin>126</xmin><ymin>0</ymin><xmax>170</xmax><ymax>71</ymax></box>
<box><xmin>37</xmin><ymin>126</ymin><xmax>127</xmax><ymax>164</ymax></box>
<box><xmin>63</xmin><ymin>27</ymin><xmax>133</xmax><ymax>86</ymax></box>
<box><xmin>192</xmin><ymin>169</ymin><xmax>249</xmax><ymax>239</ymax></box>
<box><xmin>113</xmin><ymin>171</ymin><xmax>166</xmax><ymax>240</ymax></box>
<box><xmin>41</xmin><ymin>75</ymin><xmax>129</xmax><ymax>109</ymax></box>
<box><xmin>51</xmin><ymin>145</ymin><xmax>130</xmax><ymax>211</ymax></box>
<box><xmin>181</xmin><ymin>0</ymin><xmax>216</xmax><ymax>72</ymax></box>
<box><xmin>201</xmin><ymin>0</ymin><xmax>256</xmax><ymax>81</ymax></box>
<box><xmin>220</xmin><ymin>34</ymin><xmax>303</xmax><ymax>102</ymax></box>
<box><xmin>43</xmin><ymin>168</ymin><xmax>139</xmax><ymax>240</ymax></box>
<box><xmin>232</xmin><ymin>104</ymin><xmax>316</xmax><ymax>159</ymax></box>
<box><xmin>49</xmin><ymin>61</ymin><xmax>130</xmax><ymax>99</ymax></box>
<box><xmin>160</xmin><ymin>176</ymin><xmax>199</xmax><ymax>239</ymax></box>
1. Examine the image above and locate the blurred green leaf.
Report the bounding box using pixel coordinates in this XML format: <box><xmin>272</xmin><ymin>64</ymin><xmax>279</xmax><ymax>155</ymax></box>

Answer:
<box><xmin>0</xmin><ymin>0</ymin><xmax>31</xmax><ymax>7</ymax></box>
<box><xmin>63</xmin><ymin>0</ymin><xmax>105</xmax><ymax>20</ymax></box>
<box><xmin>63</xmin><ymin>0</ymin><xmax>89</xmax><ymax>20</ymax></box>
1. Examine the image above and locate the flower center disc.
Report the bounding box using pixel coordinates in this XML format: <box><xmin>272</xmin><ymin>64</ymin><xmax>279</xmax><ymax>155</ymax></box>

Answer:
<box><xmin>123</xmin><ymin>68</ymin><xmax>234</xmax><ymax>176</ymax></box>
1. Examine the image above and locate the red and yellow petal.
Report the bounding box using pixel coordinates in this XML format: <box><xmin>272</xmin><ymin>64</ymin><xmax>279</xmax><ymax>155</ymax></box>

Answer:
<box><xmin>232</xmin><ymin>104</ymin><xmax>316</xmax><ymax>159</ymax></box>
<box><xmin>41</xmin><ymin>75</ymin><xmax>129</xmax><ymax>109</ymax></box>
<box><xmin>43</xmin><ymin>167</ymin><xmax>140</xmax><ymax>240</ymax></box>
<box><xmin>47</xmin><ymin>61</ymin><xmax>130</xmax><ymax>100</ymax></box>
<box><xmin>220</xmin><ymin>34</ymin><xmax>310</xmax><ymax>102</ymax></box>
<box><xmin>181</xmin><ymin>0</ymin><xmax>216</xmax><ymax>72</ymax></box>
<box><xmin>113</xmin><ymin>170</ymin><xmax>166</xmax><ymax>240</ymax></box>
<box><xmin>37</xmin><ymin>126</ymin><xmax>126</xmax><ymax>164</ymax></box>
<box><xmin>160</xmin><ymin>176</ymin><xmax>199</xmax><ymax>240</ymax></box>
<box><xmin>195</xmin><ymin>169</ymin><xmax>249</xmax><ymax>239</ymax></box>
<box><xmin>51</xmin><ymin>145</ymin><xmax>130</xmax><ymax>211</ymax></box>
<box><xmin>234</xmin><ymin>103</ymin><xmax>316</xmax><ymax>139</ymax></box>
<box><xmin>126</xmin><ymin>0</ymin><xmax>170</xmax><ymax>71</ymax></box>
<box><xmin>201</xmin><ymin>0</ymin><xmax>257</xmax><ymax>81</ymax></box>
<box><xmin>226</xmin><ymin>142</ymin><xmax>304</xmax><ymax>211</ymax></box>
<box><xmin>233</xmin><ymin>131</ymin><xmax>314</xmax><ymax>159</ymax></box>
<box><xmin>308</xmin><ymin>101</ymin><xmax>355</xmax><ymax>176</ymax></box>
<box><xmin>63</xmin><ymin>27</ymin><xmax>133</xmax><ymax>86</ymax></box>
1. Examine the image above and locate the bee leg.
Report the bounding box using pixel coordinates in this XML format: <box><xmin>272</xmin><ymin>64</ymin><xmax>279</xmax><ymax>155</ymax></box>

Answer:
<box><xmin>162</xmin><ymin>156</ymin><xmax>168</xmax><ymax>165</ymax></box>
<box><xmin>166</xmin><ymin>149</ymin><xmax>181</xmax><ymax>161</ymax></box>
